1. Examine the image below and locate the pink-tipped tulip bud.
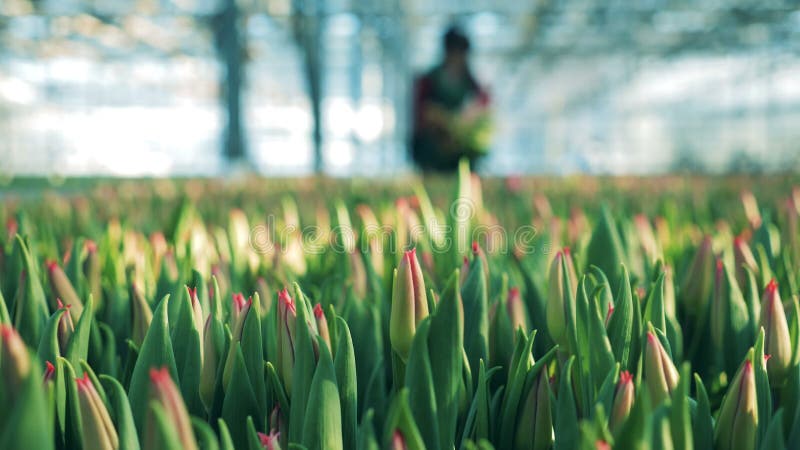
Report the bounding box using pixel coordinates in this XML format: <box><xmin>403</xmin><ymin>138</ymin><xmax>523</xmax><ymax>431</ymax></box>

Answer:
<box><xmin>0</xmin><ymin>325</ymin><xmax>30</xmax><ymax>393</ymax></box>
<box><xmin>47</xmin><ymin>260</ymin><xmax>84</xmax><ymax>320</ymax></box>
<box><xmin>760</xmin><ymin>280</ymin><xmax>792</xmax><ymax>385</ymax></box>
<box><xmin>507</xmin><ymin>287</ymin><xmax>529</xmax><ymax>336</ymax></box>
<box><xmin>147</xmin><ymin>367</ymin><xmax>198</xmax><ymax>450</ymax></box>
<box><xmin>741</xmin><ymin>190</ymin><xmax>762</xmax><ymax>230</ymax></box>
<box><xmin>258</xmin><ymin>431</ymin><xmax>282</xmax><ymax>450</ymax></box>
<box><xmin>391</xmin><ymin>430</ymin><xmax>408</xmax><ymax>450</ymax></box>
<box><xmin>513</xmin><ymin>369</ymin><xmax>552</xmax><ymax>450</ymax></box>
<box><xmin>56</xmin><ymin>299</ymin><xmax>75</xmax><ymax>352</ymax></box>
<box><xmin>313</xmin><ymin>304</ymin><xmax>331</xmax><ymax>352</ymax></box>
<box><xmin>732</xmin><ymin>236</ymin><xmax>758</xmax><ymax>290</ymax></box>
<box><xmin>390</xmin><ymin>249</ymin><xmax>429</xmax><ymax>362</ymax></box>
<box><xmin>679</xmin><ymin>236</ymin><xmax>714</xmax><ymax>317</ymax></box>
<box><xmin>634</xmin><ymin>214</ymin><xmax>659</xmax><ymax>263</ymax></box>
<box><xmin>714</xmin><ymin>359</ymin><xmax>758</xmax><ymax>450</ymax></box>
<box><xmin>546</xmin><ymin>249</ymin><xmax>576</xmax><ymax>349</ymax></box>
<box><xmin>130</xmin><ymin>283</ymin><xmax>153</xmax><ymax>347</ymax></box>
<box><xmin>231</xmin><ymin>293</ymin><xmax>252</xmax><ymax>341</ymax></box>
<box><xmin>76</xmin><ymin>373</ymin><xmax>119</xmax><ymax>450</ymax></box>
<box><xmin>643</xmin><ymin>331</ymin><xmax>679</xmax><ymax>405</ymax></box>
<box><xmin>43</xmin><ymin>360</ymin><xmax>55</xmax><ymax>384</ymax></box>
<box><xmin>609</xmin><ymin>371</ymin><xmax>635</xmax><ymax>432</ymax></box>
<box><xmin>276</xmin><ymin>289</ymin><xmax>297</xmax><ymax>394</ymax></box>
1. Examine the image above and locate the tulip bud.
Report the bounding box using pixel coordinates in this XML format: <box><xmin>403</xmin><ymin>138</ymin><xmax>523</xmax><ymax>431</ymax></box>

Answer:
<box><xmin>390</xmin><ymin>430</ymin><xmax>407</xmax><ymax>450</ymax></box>
<box><xmin>507</xmin><ymin>287</ymin><xmax>529</xmax><ymax>336</ymax></box>
<box><xmin>634</xmin><ymin>214</ymin><xmax>659</xmax><ymax>263</ymax></box>
<box><xmin>258</xmin><ymin>431</ymin><xmax>282</xmax><ymax>450</ymax></box>
<box><xmin>643</xmin><ymin>330</ymin><xmax>679</xmax><ymax>405</ymax></box>
<box><xmin>741</xmin><ymin>190</ymin><xmax>762</xmax><ymax>230</ymax></box>
<box><xmin>147</xmin><ymin>367</ymin><xmax>198</xmax><ymax>450</ymax></box>
<box><xmin>350</xmin><ymin>251</ymin><xmax>368</xmax><ymax>299</ymax></box>
<box><xmin>732</xmin><ymin>236</ymin><xmax>758</xmax><ymax>290</ymax></box>
<box><xmin>231</xmin><ymin>293</ymin><xmax>252</xmax><ymax>341</ymax></box>
<box><xmin>276</xmin><ymin>289</ymin><xmax>297</xmax><ymax>393</ymax></box>
<box><xmin>714</xmin><ymin>360</ymin><xmax>757</xmax><ymax>450</ymax></box>
<box><xmin>130</xmin><ymin>283</ymin><xmax>152</xmax><ymax>347</ymax></box>
<box><xmin>255</xmin><ymin>277</ymin><xmax>273</xmax><ymax>315</ymax></box>
<box><xmin>710</xmin><ymin>259</ymin><xmax>727</xmax><ymax>351</ymax></box>
<box><xmin>187</xmin><ymin>287</ymin><xmax>204</xmax><ymax>344</ymax></box>
<box><xmin>46</xmin><ymin>260</ymin><xmax>84</xmax><ymax>320</ymax></box>
<box><xmin>609</xmin><ymin>371</ymin><xmax>634</xmax><ymax>432</ymax></box>
<box><xmin>313</xmin><ymin>304</ymin><xmax>331</xmax><ymax>352</ymax></box>
<box><xmin>759</xmin><ymin>280</ymin><xmax>792</xmax><ymax>385</ymax></box>
<box><xmin>200</xmin><ymin>315</ymin><xmax>218</xmax><ymax>410</ymax></box>
<box><xmin>56</xmin><ymin>299</ymin><xmax>74</xmax><ymax>352</ymax></box>
<box><xmin>76</xmin><ymin>373</ymin><xmax>119</xmax><ymax>450</ymax></box>
<box><xmin>459</xmin><ymin>256</ymin><xmax>470</xmax><ymax>287</ymax></box>
<box><xmin>663</xmin><ymin>265</ymin><xmax>676</xmax><ymax>319</ymax></box>
<box><xmin>679</xmin><ymin>235</ymin><xmax>714</xmax><ymax>317</ymax></box>
<box><xmin>513</xmin><ymin>369</ymin><xmax>552</xmax><ymax>450</ymax></box>
<box><xmin>1</xmin><ymin>325</ymin><xmax>31</xmax><ymax>393</ymax></box>
<box><xmin>43</xmin><ymin>360</ymin><xmax>55</xmax><ymax>384</ymax></box>
<box><xmin>546</xmin><ymin>249</ymin><xmax>576</xmax><ymax>349</ymax></box>
<box><xmin>390</xmin><ymin>248</ymin><xmax>429</xmax><ymax>362</ymax></box>
<box><xmin>269</xmin><ymin>404</ymin><xmax>287</xmax><ymax>447</ymax></box>
<box><xmin>84</xmin><ymin>240</ymin><xmax>102</xmax><ymax>308</ymax></box>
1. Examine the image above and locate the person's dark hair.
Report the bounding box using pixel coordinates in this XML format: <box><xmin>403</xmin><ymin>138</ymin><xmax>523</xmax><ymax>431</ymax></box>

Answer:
<box><xmin>443</xmin><ymin>26</ymin><xmax>470</xmax><ymax>53</ymax></box>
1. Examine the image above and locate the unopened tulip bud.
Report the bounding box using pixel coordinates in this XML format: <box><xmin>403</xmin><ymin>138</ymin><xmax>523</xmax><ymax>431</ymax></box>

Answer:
<box><xmin>46</xmin><ymin>260</ymin><xmax>83</xmax><ymax>319</ymax></box>
<box><xmin>733</xmin><ymin>236</ymin><xmax>758</xmax><ymax>290</ymax></box>
<box><xmin>258</xmin><ymin>431</ymin><xmax>282</xmax><ymax>450</ymax></box>
<box><xmin>710</xmin><ymin>259</ymin><xmax>727</xmax><ymax>351</ymax></box>
<box><xmin>76</xmin><ymin>373</ymin><xmax>119</xmax><ymax>450</ymax></box>
<box><xmin>760</xmin><ymin>280</ymin><xmax>792</xmax><ymax>385</ymax></box>
<box><xmin>56</xmin><ymin>299</ymin><xmax>74</xmax><ymax>352</ymax></box>
<box><xmin>663</xmin><ymin>265</ymin><xmax>676</xmax><ymax>319</ymax></box>
<box><xmin>1</xmin><ymin>325</ymin><xmax>30</xmax><ymax>393</ymax></box>
<box><xmin>276</xmin><ymin>289</ymin><xmax>297</xmax><ymax>393</ymax></box>
<box><xmin>513</xmin><ymin>369</ymin><xmax>552</xmax><ymax>450</ymax></box>
<box><xmin>679</xmin><ymin>236</ymin><xmax>714</xmax><ymax>317</ymax></box>
<box><xmin>741</xmin><ymin>190</ymin><xmax>762</xmax><ymax>230</ymax></box>
<box><xmin>186</xmin><ymin>287</ymin><xmax>204</xmax><ymax>339</ymax></box>
<box><xmin>609</xmin><ymin>371</ymin><xmax>634</xmax><ymax>432</ymax></box>
<box><xmin>231</xmin><ymin>293</ymin><xmax>252</xmax><ymax>341</ymax></box>
<box><xmin>391</xmin><ymin>430</ymin><xmax>407</xmax><ymax>450</ymax></box>
<box><xmin>546</xmin><ymin>249</ymin><xmax>576</xmax><ymax>349</ymax></box>
<box><xmin>130</xmin><ymin>283</ymin><xmax>152</xmax><ymax>347</ymax></box>
<box><xmin>200</xmin><ymin>315</ymin><xmax>218</xmax><ymax>409</ymax></box>
<box><xmin>313</xmin><ymin>304</ymin><xmax>331</xmax><ymax>352</ymax></box>
<box><xmin>147</xmin><ymin>367</ymin><xmax>198</xmax><ymax>450</ymax></box>
<box><xmin>350</xmin><ymin>251</ymin><xmax>368</xmax><ymax>299</ymax></box>
<box><xmin>714</xmin><ymin>360</ymin><xmax>757</xmax><ymax>450</ymax></box>
<box><xmin>84</xmin><ymin>240</ymin><xmax>102</xmax><ymax>308</ymax></box>
<box><xmin>644</xmin><ymin>330</ymin><xmax>679</xmax><ymax>405</ymax></box>
<box><xmin>459</xmin><ymin>256</ymin><xmax>470</xmax><ymax>287</ymax></box>
<box><xmin>634</xmin><ymin>214</ymin><xmax>659</xmax><ymax>263</ymax></box>
<box><xmin>43</xmin><ymin>360</ymin><xmax>55</xmax><ymax>384</ymax></box>
<box><xmin>390</xmin><ymin>248</ymin><xmax>429</xmax><ymax>362</ymax></box>
<box><xmin>507</xmin><ymin>287</ymin><xmax>529</xmax><ymax>335</ymax></box>
<box><xmin>255</xmin><ymin>277</ymin><xmax>273</xmax><ymax>315</ymax></box>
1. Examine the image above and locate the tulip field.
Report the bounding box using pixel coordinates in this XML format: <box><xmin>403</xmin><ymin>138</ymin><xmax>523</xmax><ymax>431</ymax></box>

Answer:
<box><xmin>1</xmin><ymin>167</ymin><xmax>800</xmax><ymax>450</ymax></box>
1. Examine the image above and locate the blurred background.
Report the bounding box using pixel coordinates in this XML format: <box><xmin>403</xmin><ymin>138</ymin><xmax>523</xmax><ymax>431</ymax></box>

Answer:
<box><xmin>0</xmin><ymin>0</ymin><xmax>798</xmax><ymax>177</ymax></box>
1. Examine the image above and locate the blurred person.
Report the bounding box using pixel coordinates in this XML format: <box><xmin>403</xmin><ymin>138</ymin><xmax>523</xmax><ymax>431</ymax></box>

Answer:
<box><xmin>411</xmin><ymin>26</ymin><xmax>491</xmax><ymax>172</ymax></box>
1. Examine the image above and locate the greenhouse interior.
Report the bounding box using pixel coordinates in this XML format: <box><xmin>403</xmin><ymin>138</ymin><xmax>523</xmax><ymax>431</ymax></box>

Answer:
<box><xmin>1</xmin><ymin>1</ymin><xmax>800</xmax><ymax>450</ymax></box>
